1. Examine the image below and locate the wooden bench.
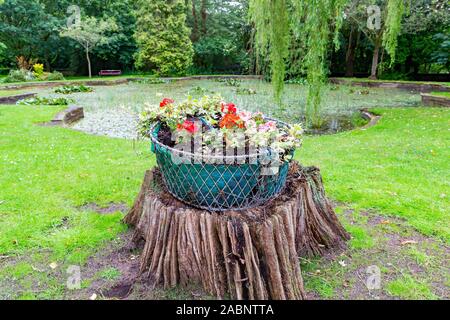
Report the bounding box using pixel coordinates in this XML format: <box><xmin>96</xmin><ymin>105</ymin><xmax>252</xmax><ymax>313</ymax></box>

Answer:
<box><xmin>99</xmin><ymin>70</ymin><xmax>122</xmax><ymax>76</ymax></box>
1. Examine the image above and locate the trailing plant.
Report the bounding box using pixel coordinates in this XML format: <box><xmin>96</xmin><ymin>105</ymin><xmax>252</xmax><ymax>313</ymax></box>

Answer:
<box><xmin>17</xmin><ymin>97</ymin><xmax>74</xmax><ymax>106</ymax></box>
<box><xmin>54</xmin><ymin>85</ymin><xmax>93</xmax><ymax>94</ymax></box>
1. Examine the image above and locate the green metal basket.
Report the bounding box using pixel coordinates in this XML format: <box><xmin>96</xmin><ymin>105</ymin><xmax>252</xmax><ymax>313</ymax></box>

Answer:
<box><xmin>151</xmin><ymin>122</ymin><xmax>293</xmax><ymax>211</ymax></box>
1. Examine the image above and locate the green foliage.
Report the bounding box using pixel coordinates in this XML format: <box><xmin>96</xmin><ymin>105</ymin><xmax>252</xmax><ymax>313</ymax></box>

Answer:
<box><xmin>61</xmin><ymin>17</ymin><xmax>119</xmax><ymax>78</ymax></box>
<box><xmin>250</xmin><ymin>0</ymin><xmax>347</xmax><ymax>125</ymax></box>
<box><xmin>44</xmin><ymin>71</ymin><xmax>65</xmax><ymax>81</ymax></box>
<box><xmin>187</xmin><ymin>0</ymin><xmax>250</xmax><ymax>74</ymax></box>
<box><xmin>3</xmin><ymin>69</ymin><xmax>34</xmax><ymax>83</ymax></box>
<box><xmin>0</xmin><ymin>0</ymin><xmax>60</xmax><ymax>65</ymax></box>
<box><xmin>431</xmin><ymin>32</ymin><xmax>450</xmax><ymax>70</ymax></box>
<box><xmin>135</xmin><ymin>78</ymin><xmax>167</xmax><ymax>84</ymax></box>
<box><xmin>54</xmin><ymin>85</ymin><xmax>94</xmax><ymax>94</ymax></box>
<box><xmin>134</xmin><ymin>0</ymin><xmax>193</xmax><ymax>76</ymax></box>
<box><xmin>33</xmin><ymin>64</ymin><xmax>44</xmax><ymax>79</ymax></box>
<box><xmin>383</xmin><ymin>0</ymin><xmax>406</xmax><ymax>65</ymax></box>
<box><xmin>17</xmin><ymin>97</ymin><xmax>74</xmax><ymax>106</ymax></box>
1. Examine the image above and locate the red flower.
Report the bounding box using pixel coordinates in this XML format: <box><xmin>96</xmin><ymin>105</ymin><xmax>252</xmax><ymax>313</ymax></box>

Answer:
<box><xmin>220</xmin><ymin>113</ymin><xmax>244</xmax><ymax>129</ymax></box>
<box><xmin>221</xmin><ymin>102</ymin><xmax>237</xmax><ymax>114</ymax></box>
<box><xmin>177</xmin><ymin>120</ymin><xmax>198</xmax><ymax>134</ymax></box>
<box><xmin>160</xmin><ymin>98</ymin><xmax>174</xmax><ymax>108</ymax></box>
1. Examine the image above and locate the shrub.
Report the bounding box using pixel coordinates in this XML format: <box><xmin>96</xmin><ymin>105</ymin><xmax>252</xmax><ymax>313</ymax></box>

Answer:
<box><xmin>17</xmin><ymin>97</ymin><xmax>74</xmax><ymax>106</ymax></box>
<box><xmin>3</xmin><ymin>69</ymin><xmax>35</xmax><ymax>83</ymax></box>
<box><xmin>45</xmin><ymin>71</ymin><xmax>65</xmax><ymax>81</ymax></box>
<box><xmin>33</xmin><ymin>63</ymin><xmax>44</xmax><ymax>79</ymax></box>
<box><xmin>54</xmin><ymin>85</ymin><xmax>93</xmax><ymax>94</ymax></box>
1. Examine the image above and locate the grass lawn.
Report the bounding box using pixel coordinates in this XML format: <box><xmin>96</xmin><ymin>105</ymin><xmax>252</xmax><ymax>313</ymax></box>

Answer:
<box><xmin>430</xmin><ymin>91</ymin><xmax>450</xmax><ymax>98</ymax></box>
<box><xmin>0</xmin><ymin>90</ymin><xmax>25</xmax><ymax>97</ymax></box>
<box><xmin>298</xmin><ymin>107</ymin><xmax>450</xmax><ymax>241</ymax></box>
<box><xmin>0</xmin><ymin>102</ymin><xmax>448</xmax><ymax>299</ymax></box>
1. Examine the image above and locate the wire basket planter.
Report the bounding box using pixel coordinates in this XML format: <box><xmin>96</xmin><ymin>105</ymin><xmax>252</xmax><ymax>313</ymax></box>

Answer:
<box><xmin>150</xmin><ymin>120</ymin><xmax>294</xmax><ymax>212</ymax></box>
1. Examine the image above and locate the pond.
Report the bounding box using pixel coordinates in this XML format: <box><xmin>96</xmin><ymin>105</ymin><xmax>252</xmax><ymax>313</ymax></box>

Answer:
<box><xmin>36</xmin><ymin>79</ymin><xmax>421</xmax><ymax>138</ymax></box>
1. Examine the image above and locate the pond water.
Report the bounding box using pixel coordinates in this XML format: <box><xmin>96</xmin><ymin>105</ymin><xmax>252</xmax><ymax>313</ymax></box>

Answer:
<box><xmin>34</xmin><ymin>79</ymin><xmax>420</xmax><ymax>139</ymax></box>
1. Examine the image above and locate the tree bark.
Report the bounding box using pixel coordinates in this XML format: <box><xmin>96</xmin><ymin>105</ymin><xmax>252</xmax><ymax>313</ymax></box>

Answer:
<box><xmin>124</xmin><ymin>162</ymin><xmax>350</xmax><ymax>300</ymax></box>
<box><xmin>369</xmin><ymin>36</ymin><xmax>382</xmax><ymax>80</ymax></box>
<box><xmin>191</xmin><ymin>0</ymin><xmax>199</xmax><ymax>42</ymax></box>
<box><xmin>200</xmin><ymin>0</ymin><xmax>207</xmax><ymax>36</ymax></box>
<box><xmin>345</xmin><ymin>25</ymin><xmax>358</xmax><ymax>77</ymax></box>
<box><xmin>85</xmin><ymin>44</ymin><xmax>92</xmax><ymax>78</ymax></box>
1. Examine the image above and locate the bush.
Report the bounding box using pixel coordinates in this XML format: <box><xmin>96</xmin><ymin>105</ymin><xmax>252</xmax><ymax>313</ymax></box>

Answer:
<box><xmin>54</xmin><ymin>85</ymin><xmax>93</xmax><ymax>94</ymax></box>
<box><xmin>45</xmin><ymin>71</ymin><xmax>65</xmax><ymax>81</ymax></box>
<box><xmin>3</xmin><ymin>69</ymin><xmax>35</xmax><ymax>83</ymax></box>
<box><xmin>33</xmin><ymin>63</ymin><xmax>44</xmax><ymax>79</ymax></box>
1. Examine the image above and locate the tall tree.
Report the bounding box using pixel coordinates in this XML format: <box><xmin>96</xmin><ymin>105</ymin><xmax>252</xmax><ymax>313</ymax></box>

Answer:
<box><xmin>250</xmin><ymin>0</ymin><xmax>407</xmax><ymax>126</ymax></box>
<box><xmin>60</xmin><ymin>16</ymin><xmax>118</xmax><ymax>78</ymax></box>
<box><xmin>346</xmin><ymin>0</ymin><xmax>407</xmax><ymax>79</ymax></box>
<box><xmin>0</xmin><ymin>0</ymin><xmax>59</xmax><ymax>67</ymax></box>
<box><xmin>134</xmin><ymin>0</ymin><xmax>193</xmax><ymax>76</ymax></box>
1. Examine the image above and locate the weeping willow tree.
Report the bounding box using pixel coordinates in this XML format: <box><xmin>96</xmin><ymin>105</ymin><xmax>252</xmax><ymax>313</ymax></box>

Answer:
<box><xmin>249</xmin><ymin>0</ymin><xmax>406</xmax><ymax>127</ymax></box>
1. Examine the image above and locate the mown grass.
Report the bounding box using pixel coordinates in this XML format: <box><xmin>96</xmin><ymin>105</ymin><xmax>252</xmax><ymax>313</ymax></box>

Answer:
<box><xmin>430</xmin><ymin>91</ymin><xmax>450</xmax><ymax>98</ymax></box>
<box><xmin>0</xmin><ymin>90</ymin><xmax>25</xmax><ymax>97</ymax></box>
<box><xmin>297</xmin><ymin>107</ymin><xmax>450</xmax><ymax>242</ymax></box>
<box><xmin>0</xmin><ymin>103</ymin><xmax>448</xmax><ymax>299</ymax></box>
<box><xmin>0</xmin><ymin>105</ymin><xmax>154</xmax><ymax>266</ymax></box>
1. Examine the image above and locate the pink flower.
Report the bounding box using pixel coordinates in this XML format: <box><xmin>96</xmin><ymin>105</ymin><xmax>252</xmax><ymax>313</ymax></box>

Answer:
<box><xmin>237</xmin><ymin>111</ymin><xmax>252</xmax><ymax>122</ymax></box>
<box><xmin>258</xmin><ymin>121</ymin><xmax>277</xmax><ymax>132</ymax></box>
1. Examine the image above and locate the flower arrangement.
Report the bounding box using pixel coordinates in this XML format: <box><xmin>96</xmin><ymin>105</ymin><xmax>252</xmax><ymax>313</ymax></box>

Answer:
<box><xmin>139</xmin><ymin>96</ymin><xmax>303</xmax><ymax>158</ymax></box>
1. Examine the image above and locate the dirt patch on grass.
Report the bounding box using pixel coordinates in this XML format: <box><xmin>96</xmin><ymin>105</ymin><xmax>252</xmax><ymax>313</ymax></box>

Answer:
<box><xmin>79</xmin><ymin>202</ymin><xmax>129</xmax><ymax>215</ymax></box>
<box><xmin>66</xmin><ymin>230</ymin><xmax>212</xmax><ymax>300</ymax></box>
<box><xmin>301</xmin><ymin>207</ymin><xmax>449</xmax><ymax>300</ymax></box>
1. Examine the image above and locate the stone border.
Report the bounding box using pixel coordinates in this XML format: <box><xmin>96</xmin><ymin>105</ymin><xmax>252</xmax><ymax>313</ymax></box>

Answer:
<box><xmin>421</xmin><ymin>94</ymin><xmax>450</xmax><ymax>108</ymax></box>
<box><xmin>0</xmin><ymin>92</ymin><xmax>36</xmax><ymax>104</ymax></box>
<box><xmin>330</xmin><ymin>78</ymin><xmax>450</xmax><ymax>93</ymax></box>
<box><xmin>51</xmin><ymin>106</ymin><xmax>84</xmax><ymax>125</ymax></box>
<box><xmin>360</xmin><ymin>109</ymin><xmax>381</xmax><ymax>130</ymax></box>
<box><xmin>0</xmin><ymin>75</ymin><xmax>263</xmax><ymax>91</ymax></box>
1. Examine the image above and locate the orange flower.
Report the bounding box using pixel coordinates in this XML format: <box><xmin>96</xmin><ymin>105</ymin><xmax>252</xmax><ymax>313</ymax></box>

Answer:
<box><xmin>220</xmin><ymin>113</ymin><xmax>245</xmax><ymax>129</ymax></box>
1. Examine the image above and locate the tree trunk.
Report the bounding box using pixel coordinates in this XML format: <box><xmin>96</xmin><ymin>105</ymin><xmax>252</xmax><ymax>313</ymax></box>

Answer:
<box><xmin>369</xmin><ymin>36</ymin><xmax>382</xmax><ymax>80</ymax></box>
<box><xmin>200</xmin><ymin>0</ymin><xmax>207</xmax><ymax>36</ymax></box>
<box><xmin>85</xmin><ymin>45</ymin><xmax>92</xmax><ymax>78</ymax></box>
<box><xmin>124</xmin><ymin>162</ymin><xmax>350</xmax><ymax>300</ymax></box>
<box><xmin>345</xmin><ymin>25</ymin><xmax>358</xmax><ymax>77</ymax></box>
<box><xmin>191</xmin><ymin>0</ymin><xmax>199</xmax><ymax>42</ymax></box>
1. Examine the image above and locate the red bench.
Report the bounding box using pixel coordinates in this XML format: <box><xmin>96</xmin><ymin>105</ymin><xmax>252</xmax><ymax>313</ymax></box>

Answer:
<box><xmin>99</xmin><ymin>70</ymin><xmax>122</xmax><ymax>76</ymax></box>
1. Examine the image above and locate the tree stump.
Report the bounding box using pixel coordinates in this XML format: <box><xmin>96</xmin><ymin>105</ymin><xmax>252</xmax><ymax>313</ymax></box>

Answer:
<box><xmin>123</xmin><ymin>161</ymin><xmax>350</xmax><ymax>300</ymax></box>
